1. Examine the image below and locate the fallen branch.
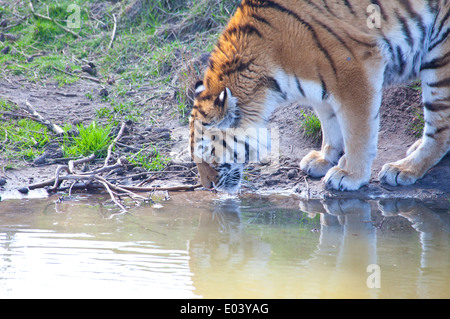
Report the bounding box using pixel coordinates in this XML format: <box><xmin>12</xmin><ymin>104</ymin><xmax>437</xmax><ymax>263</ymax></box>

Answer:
<box><xmin>108</xmin><ymin>14</ymin><xmax>117</xmax><ymax>50</ymax></box>
<box><xmin>0</xmin><ymin>96</ymin><xmax>65</xmax><ymax>135</ymax></box>
<box><xmin>25</xmin><ymin>100</ymin><xmax>65</xmax><ymax>135</ymax></box>
<box><xmin>28</xmin><ymin>0</ymin><xmax>81</xmax><ymax>38</ymax></box>
<box><xmin>23</xmin><ymin>122</ymin><xmax>203</xmax><ymax>212</ymax></box>
<box><xmin>98</xmin><ymin>179</ymin><xmax>128</xmax><ymax>213</ymax></box>
<box><xmin>104</xmin><ymin>122</ymin><xmax>125</xmax><ymax>166</ymax></box>
<box><xmin>51</xmin><ymin>66</ymin><xmax>103</xmax><ymax>83</ymax></box>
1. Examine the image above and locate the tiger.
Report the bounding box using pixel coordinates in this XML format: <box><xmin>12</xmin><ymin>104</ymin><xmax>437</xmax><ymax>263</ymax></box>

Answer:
<box><xmin>189</xmin><ymin>0</ymin><xmax>450</xmax><ymax>193</ymax></box>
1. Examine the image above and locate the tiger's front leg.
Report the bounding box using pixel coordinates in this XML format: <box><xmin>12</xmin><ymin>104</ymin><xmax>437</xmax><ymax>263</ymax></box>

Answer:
<box><xmin>379</xmin><ymin>63</ymin><xmax>450</xmax><ymax>186</ymax></box>
<box><xmin>300</xmin><ymin>102</ymin><xmax>344</xmax><ymax>178</ymax></box>
<box><xmin>323</xmin><ymin>92</ymin><xmax>382</xmax><ymax>191</ymax></box>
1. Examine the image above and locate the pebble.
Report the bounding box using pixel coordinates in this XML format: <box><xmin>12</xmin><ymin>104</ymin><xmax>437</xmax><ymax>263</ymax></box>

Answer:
<box><xmin>18</xmin><ymin>187</ymin><xmax>29</xmax><ymax>194</ymax></box>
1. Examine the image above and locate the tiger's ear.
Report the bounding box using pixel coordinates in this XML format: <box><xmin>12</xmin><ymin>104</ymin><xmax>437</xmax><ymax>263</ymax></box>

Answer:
<box><xmin>194</xmin><ymin>80</ymin><xmax>205</xmax><ymax>98</ymax></box>
<box><xmin>216</xmin><ymin>87</ymin><xmax>239</xmax><ymax>129</ymax></box>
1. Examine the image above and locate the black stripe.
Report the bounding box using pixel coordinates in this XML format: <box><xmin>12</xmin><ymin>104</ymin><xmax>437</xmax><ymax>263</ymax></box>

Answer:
<box><xmin>425</xmin><ymin>125</ymin><xmax>449</xmax><ymax>139</ymax></box>
<box><xmin>266</xmin><ymin>76</ymin><xmax>287</xmax><ymax>99</ymax></box>
<box><xmin>428</xmin><ymin>77</ymin><xmax>450</xmax><ymax>88</ymax></box>
<box><xmin>381</xmin><ymin>36</ymin><xmax>395</xmax><ymax>60</ymax></box>
<box><xmin>428</xmin><ymin>28</ymin><xmax>450</xmax><ymax>52</ymax></box>
<box><xmin>370</xmin><ymin>0</ymin><xmax>387</xmax><ymax>21</ymax></box>
<box><xmin>322</xmin><ymin>0</ymin><xmax>336</xmax><ymax>17</ymax></box>
<box><xmin>374</xmin><ymin>110</ymin><xmax>380</xmax><ymax>120</ymax></box>
<box><xmin>436</xmin><ymin>125</ymin><xmax>450</xmax><ymax>134</ymax></box>
<box><xmin>396</xmin><ymin>46</ymin><xmax>406</xmax><ymax>74</ymax></box>
<box><xmin>224</xmin><ymin>58</ymin><xmax>256</xmax><ymax>77</ymax></box>
<box><xmin>398</xmin><ymin>0</ymin><xmax>426</xmax><ymax>43</ymax></box>
<box><xmin>245</xmin><ymin>140</ymin><xmax>250</xmax><ymax>163</ymax></box>
<box><xmin>343</xmin><ymin>0</ymin><xmax>355</xmax><ymax>15</ymax></box>
<box><xmin>266</xmin><ymin>77</ymin><xmax>281</xmax><ymax>92</ymax></box>
<box><xmin>251</xmin><ymin>14</ymin><xmax>273</xmax><ymax>29</ymax></box>
<box><xmin>193</xmin><ymin>106</ymin><xmax>208</xmax><ymax>117</ymax></box>
<box><xmin>424</xmin><ymin>102</ymin><xmax>450</xmax><ymax>112</ymax></box>
<box><xmin>312</xmin><ymin>17</ymin><xmax>355</xmax><ymax>57</ymax></box>
<box><xmin>319</xmin><ymin>74</ymin><xmax>328</xmax><ymax>100</ymax></box>
<box><xmin>395</xmin><ymin>10</ymin><xmax>414</xmax><ymax>47</ymax></box>
<box><xmin>345</xmin><ymin>32</ymin><xmax>377</xmax><ymax>47</ymax></box>
<box><xmin>430</xmin><ymin>10</ymin><xmax>449</xmax><ymax>45</ymax></box>
<box><xmin>253</xmin><ymin>0</ymin><xmax>338</xmax><ymax>76</ymax></box>
<box><xmin>225</xmin><ymin>24</ymin><xmax>262</xmax><ymax>39</ymax></box>
<box><xmin>421</xmin><ymin>51</ymin><xmax>450</xmax><ymax>70</ymax></box>
<box><xmin>196</xmin><ymin>94</ymin><xmax>212</xmax><ymax>102</ymax></box>
<box><xmin>295</xmin><ymin>77</ymin><xmax>306</xmax><ymax>97</ymax></box>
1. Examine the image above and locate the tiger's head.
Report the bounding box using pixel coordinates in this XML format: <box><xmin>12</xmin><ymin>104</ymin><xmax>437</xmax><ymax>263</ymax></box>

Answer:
<box><xmin>189</xmin><ymin>81</ymin><xmax>246</xmax><ymax>194</ymax></box>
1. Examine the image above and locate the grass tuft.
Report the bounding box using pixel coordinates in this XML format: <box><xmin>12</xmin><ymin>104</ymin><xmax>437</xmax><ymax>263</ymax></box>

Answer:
<box><xmin>299</xmin><ymin>110</ymin><xmax>322</xmax><ymax>142</ymax></box>
<box><xmin>61</xmin><ymin>122</ymin><xmax>113</xmax><ymax>158</ymax></box>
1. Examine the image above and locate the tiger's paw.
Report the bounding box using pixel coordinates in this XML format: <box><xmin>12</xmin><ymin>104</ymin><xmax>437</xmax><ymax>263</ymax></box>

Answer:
<box><xmin>323</xmin><ymin>166</ymin><xmax>368</xmax><ymax>191</ymax></box>
<box><xmin>378</xmin><ymin>162</ymin><xmax>419</xmax><ymax>186</ymax></box>
<box><xmin>300</xmin><ymin>150</ymin><xmax>334</xmax><ymax>178</ymax></box>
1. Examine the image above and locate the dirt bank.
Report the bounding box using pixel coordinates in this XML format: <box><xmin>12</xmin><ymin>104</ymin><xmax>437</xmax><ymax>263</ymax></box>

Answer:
<box><xmin>0</xmin><ymin>74</ymin><xmax>448</xmax><ymax>208</ymax></box>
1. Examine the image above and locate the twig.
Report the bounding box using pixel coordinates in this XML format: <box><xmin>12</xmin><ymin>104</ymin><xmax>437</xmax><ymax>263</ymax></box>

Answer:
<box><xmin>108</xmin><ymin>14</ymin><xmax>117</xmax><ymax>50</ymax></box>
<box><xmin>28</xmin><ymin>0</ymin><xmax>81</xmax><ymax>38</ymax></box>
<box><xmin>24</xmin><ymin>100</ymin><xmax>65</xmax><ymax>135</ymax></box>
<box><xmin>98</xmin><ymin>179</ymin><xmax>128</xmax><ymax>213</ymax></box>
<box><xmin>112</xmin><ymin>183</ymin><xmax>203</xmax><ymax>192</ymax></box>
<box><xmin>304</xmin><ymin>176</ymin><xmax>310</xmax><ymax>200</ymax></box>
<box><xmin>0</xmin><ymin>110</ymin><xmax>36</xmax><ymax>120</ymax></box>
<box><xmin>51</xmin><ymin>66</ymin><xmax>103</xmax><ymax>83</ymax></box>
<box><xmin>68</xmin><ymin>153</ymin><xmax>96</xmax><ymax>173</ymax></box>
<box><xmin>22</xmin><ymin>120</ymin><xmax>203</xmax><ymax>212</ymax></box>
<box><xmin>104</xmin><ymin>122</ymin><xmax>125</xmax><ymax>166</ymax></box>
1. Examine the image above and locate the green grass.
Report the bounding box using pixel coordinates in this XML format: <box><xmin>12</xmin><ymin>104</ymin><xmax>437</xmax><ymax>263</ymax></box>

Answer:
<box><xmin>127</xmin><ymin>147</ymin><xmax>171</xmax><ymax>171</ymax></box>
<box><xmin>0</xmin><ymin>118</ymin><xmax>51</xmax><ymax>161</ymax></box>
<box><xmin>411</xmin><ymin>108</ymin><xmax>425</xmax><ymax>138</ymax></box>
<box><xmin>0</xmin><ymin>0</ymin><xmax>236</xmax><ymax>168</ymax></box>
<box><xmin>61</xmin><ymin>122</ymin><xmax>113</xmax><ymax>158</ymax></box>
<box><xmin>0</xmin><ymin>0</ymin><xmax>236</xmax><ymax>91</ymax></box>
<box><xmin>0</xmin><ymin>100</ymin><xmax>52</xmax><ymax>161</ymax></box>
<box><xmin>299</xmin><ymin>110</ymin><xmax>322</xmax><ymax>142</ymax></box>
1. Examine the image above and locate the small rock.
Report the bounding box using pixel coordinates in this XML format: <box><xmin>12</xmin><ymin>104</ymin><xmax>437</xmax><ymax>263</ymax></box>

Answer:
<box><xmin>287</xmin><ymin>169</ymin><xmax>297</xmax><ymax>179</ymax></box>
<box><xmin>157</xmin><ymin>132</ymin><xmax>171</xmax><ymax>140</ymax></box>
<box><xmin>72</xmin><ymin>119</ymin><xmax>83</xmax><ymax>126</ymax></box>
<box><xmin>199</xmin><ymin>53</ymin><xmax>210</xmax><ymax>64</ymax></box>
<box><xmin>99</xmin><ymin>88</ymin><xmax>108</xmax><ymax>98</ymax></box>
<box><xmin>265</xmin><ymin>179</ymin><xmax>279</xmax><ymax>187</ymax></box>
<box><xmin>1</xmin><ymin>45</ymin><xmax>10</xmax><ymax>54</ymax></box>
<box><xmin>33</xmin><ymin>153</ymin><xmax>47</xmax><ymax>165</ymax></box>
<box><xmin>82</xmin><ymin>64</ymin><xmax>97</xmax><ymax>76</ymax></box>
<box><xmin>107</xmin><ymin>76</ymin><xmax>115</xmax><ymax>85</ymax></box>
<box><xmin>0</xmin><ymin>178</ymin><xmax>6</xmax><ymax>186</ymax></box>
<box><xmin>18</xmin><ymin>187</ymin><xmax>29</xmax><ymax>194</ymax></box>
<box><xmin>153</xmin><ymin>127</ymin><xmax>169</xmax><ymax>133</ymax></box>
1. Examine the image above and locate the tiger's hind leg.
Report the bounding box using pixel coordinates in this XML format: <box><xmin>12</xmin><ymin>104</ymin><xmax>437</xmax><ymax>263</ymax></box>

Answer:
<box><xmin>379</xmin><ymin>44</ymin><xmax>450</xmax><ymax>186</ymax></box>
<box><xmin>300</xmin><ymin>102</ymin><xmax>344</xmax><ymax>178</ymax></box>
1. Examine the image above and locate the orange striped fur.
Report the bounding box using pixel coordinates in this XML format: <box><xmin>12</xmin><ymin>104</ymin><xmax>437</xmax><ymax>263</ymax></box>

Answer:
<box><xmin>190</xmin><ymin>0</ymin><xmax>450</xmax><ymax>192</ymax></box>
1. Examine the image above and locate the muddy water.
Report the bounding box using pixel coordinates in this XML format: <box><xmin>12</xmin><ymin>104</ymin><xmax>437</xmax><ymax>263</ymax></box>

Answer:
<box><xmin>0</xmin><ymin>191</ymin><xmax>449</xmax><ymax>299</ymax></box>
